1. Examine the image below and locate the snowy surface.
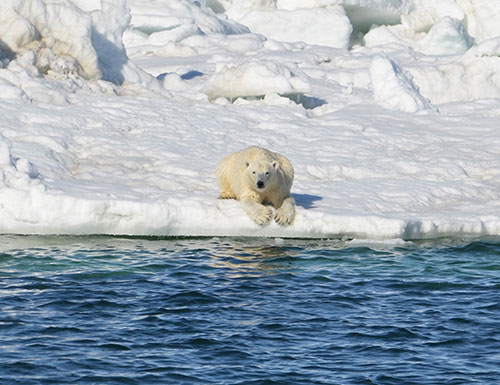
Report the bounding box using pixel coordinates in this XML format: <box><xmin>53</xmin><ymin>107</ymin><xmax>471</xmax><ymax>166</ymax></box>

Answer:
<box><xmin>1</xmin><ymin>0</ymin><xmax>500</xmax><ymax>240</ymax></box>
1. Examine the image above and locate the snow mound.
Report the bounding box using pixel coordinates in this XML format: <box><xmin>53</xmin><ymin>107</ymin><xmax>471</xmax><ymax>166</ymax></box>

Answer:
<box><xmin>202</xmin><ymin>61</ymin><xmax>310</xmax><ymax>99</ymax></box>
<box><xmin>420</xmin><ymin>17</ymin><xmax>473</xmax><ymax>55</ymax></box>
<box><xmin>413</xmin><ymin>0</ymin><xmax>500</xmax><ymax>44</ymax></box>
<box><xmin>0</xmin><ymin>0</ymin><xmax>100</xmax><ymax>79</ymax></box>
<box><xmin>370</xmin><ymin>56</ymin><xmax>434</xmax><ymax>112</ymax></box>
<box><xmin>0</xmin><ymin>0</ymin><xmax>157</xmax><ymax>88</ymax></box>
<box><xmin>0</xmin><ymin>68</ymin><xmax>31</xmax><ymax>102</ymax></box>
<box><xmin>0</xmin><ymin>135</ymin><xmax>41</xmax><ymax>191</ymax></box>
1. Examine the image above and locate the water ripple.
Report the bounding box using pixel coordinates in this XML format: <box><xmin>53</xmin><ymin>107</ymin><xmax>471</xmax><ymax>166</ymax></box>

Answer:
<box><xmin>0</xmin><ymin>237</ymin><xmax>499</xmax><ymax>384</ymax></box>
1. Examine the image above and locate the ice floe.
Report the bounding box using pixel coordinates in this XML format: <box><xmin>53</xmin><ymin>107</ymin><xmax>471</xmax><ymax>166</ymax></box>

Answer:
<box><xmin>1</xmin><ymin>0</ymin><xmax>500</xmax><ymax>240</ymax></box>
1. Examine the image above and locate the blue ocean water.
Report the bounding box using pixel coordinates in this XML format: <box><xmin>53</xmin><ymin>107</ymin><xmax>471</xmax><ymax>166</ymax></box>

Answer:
<box><xmin>0</xmin><ymin>235</ymin><xmax>499</xmax><ymax>385</ymax></box>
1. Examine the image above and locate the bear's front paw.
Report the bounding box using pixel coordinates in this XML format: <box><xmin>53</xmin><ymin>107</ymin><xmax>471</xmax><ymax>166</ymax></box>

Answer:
<box><xmin>218</xmin><ymin>192</ymin><xmax>236</xmax><ymax>200</ymax></box>
<box><xmin>253</xmin><ymin>206</ymin><xmax>273</xmax><ymax>225</ymax></box>
<box><xmin>274</xmin><ymin>207</ymin><xmax>295</xmax><ymax>226</ymax></box>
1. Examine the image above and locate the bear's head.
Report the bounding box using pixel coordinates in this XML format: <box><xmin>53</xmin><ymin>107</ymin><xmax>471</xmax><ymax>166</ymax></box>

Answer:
<box><xmin>245</xmin><ymin>160</ymin><xmax>278</xmax><ymax>192</ymax></box>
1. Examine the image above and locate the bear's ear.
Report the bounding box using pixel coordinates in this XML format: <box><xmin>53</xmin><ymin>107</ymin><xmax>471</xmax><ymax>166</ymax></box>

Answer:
<box><xmin>272</xmin><ymin>161</ymin><xmax>279</xmax><ymax>169</ymax></box>
<box><xmin>245</xmin><ymin>161</ymin><xmax>250</xmax><ymax>168</ymax></box>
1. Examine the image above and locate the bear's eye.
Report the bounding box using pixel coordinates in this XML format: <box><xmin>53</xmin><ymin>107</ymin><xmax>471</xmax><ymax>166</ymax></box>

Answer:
<box><xmin>252</xmin><ymin>171</ymin><xmax>256</xmax><ymax>175</ymax></box>
<box><xmin>265</xmin><ymin>172</ymin><xmax>270</xmax><ymax>176</ymax></box>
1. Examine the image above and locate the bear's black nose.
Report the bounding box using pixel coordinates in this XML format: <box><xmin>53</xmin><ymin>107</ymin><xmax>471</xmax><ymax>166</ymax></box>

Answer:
<box><xmin>257</xmin><ymin>181</ymin><xmax>264</xmax><ymax>189</ymax></box>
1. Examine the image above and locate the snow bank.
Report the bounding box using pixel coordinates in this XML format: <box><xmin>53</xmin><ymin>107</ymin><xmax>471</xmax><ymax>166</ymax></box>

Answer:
<box><xmin>2</xmin><ymin>86</ymin><xmax>500</xmax><ymax>240</ymax></box>
<box><xmin>124</xmin><ymin>0</ymin><xmax>248</xmax><ymax>57</ymax></box>
<box><xmin>229</xmin><ymin>6</ymin><xmax>352</xmax><ymax>49</ymax></box>
<box><xmin>129</xmin><ymin>0</ymin><xmax>247</xmax><ymax>36</ymax></box>
<box><xmin>208</xmin><ymin>0</ymin><xmax>500</xmax><ymax>50</ymax></box>
<box><xmin>202</xmin><ymin>60</ymin><xmax>310</xmax><ymax>99</ymax></box>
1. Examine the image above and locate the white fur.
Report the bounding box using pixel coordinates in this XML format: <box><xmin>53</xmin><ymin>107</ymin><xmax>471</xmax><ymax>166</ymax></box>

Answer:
<box><xmin>216</xmin><ymin>146</ymin><xmax>295</xmax><ymax>226</ymax></box>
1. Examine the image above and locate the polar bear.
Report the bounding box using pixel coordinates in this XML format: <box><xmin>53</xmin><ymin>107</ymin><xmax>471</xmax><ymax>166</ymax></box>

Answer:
<box><xmin>216</xmin><ymin>146</ymin><xmax>295</xmax><ymax>226</ymax></box>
